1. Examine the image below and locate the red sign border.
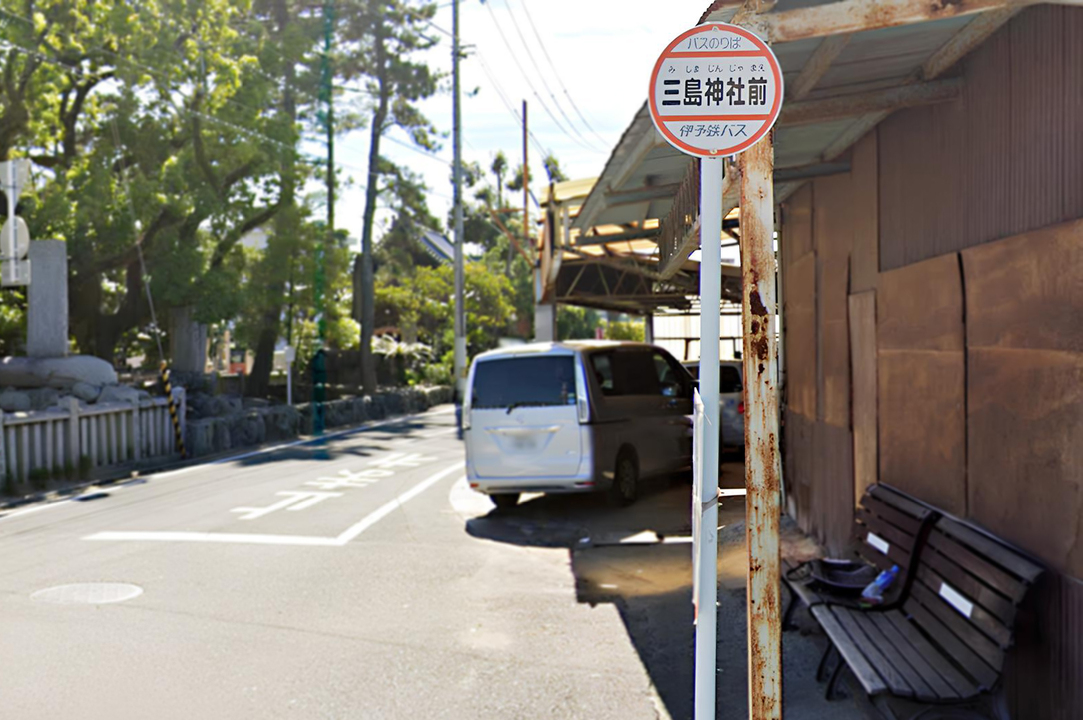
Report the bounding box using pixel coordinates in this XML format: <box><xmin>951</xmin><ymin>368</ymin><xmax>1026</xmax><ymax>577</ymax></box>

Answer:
<box><xmin>648</xmin><ymin>23</ymin><xmax>784</xmax><ymax>158</ymax></box>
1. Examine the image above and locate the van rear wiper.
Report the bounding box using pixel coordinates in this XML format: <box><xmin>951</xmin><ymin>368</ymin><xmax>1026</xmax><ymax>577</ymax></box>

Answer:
<box><xmin>506</xmin><ymin>401</ymin><xmax>548</xmax><ymax>414</ymax></box>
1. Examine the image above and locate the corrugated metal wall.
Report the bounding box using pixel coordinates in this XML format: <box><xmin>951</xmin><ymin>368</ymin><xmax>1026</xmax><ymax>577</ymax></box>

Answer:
<box><xmin>879</xmin><ymin>6</ymin><xmax>1083</xmax><ymax>272</ymax></box>
<box><xmin>780</xmin><ymin>7</ymin><xmax>1083</xmax><ymax>716</ymax></box>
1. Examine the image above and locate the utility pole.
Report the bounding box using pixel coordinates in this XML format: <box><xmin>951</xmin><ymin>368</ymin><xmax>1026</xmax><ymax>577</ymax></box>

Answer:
<box><xmin>522</xmin><ymin>100</ymin><xmax>529</xmax><ymax>259</ymax></box>
<box><xmin>313</xmin><ymin>0</ymin><xmax>335</xmax><ymax>435</ymax></box>
<box><xmin>452</xmin><ymin>0</ymin><xmax>466</xmax><ymax>409</ymax></box>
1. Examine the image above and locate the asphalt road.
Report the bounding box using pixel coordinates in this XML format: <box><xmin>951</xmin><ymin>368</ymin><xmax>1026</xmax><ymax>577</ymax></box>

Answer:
<box><xmin>0</xmin><ymin>407</ymin><xmax>668</xmax><ymax>720</ymax></box>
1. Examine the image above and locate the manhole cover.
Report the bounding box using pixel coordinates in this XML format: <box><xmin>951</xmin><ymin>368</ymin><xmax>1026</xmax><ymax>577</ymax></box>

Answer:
<box><xmin>31</xmin><ymin>583</ymin><xmax>143</xmax><ymax>605</ymax></box>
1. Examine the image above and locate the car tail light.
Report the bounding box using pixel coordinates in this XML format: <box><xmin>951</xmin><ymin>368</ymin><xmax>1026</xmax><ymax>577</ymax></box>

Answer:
<box><xmin>575</xmin><ymin>358</ymin><xmax>590</xmax><ymax>424</ymax></box>
<box><xmin>461</xmin><ymin>365</ymin><xmax>473</xmax><ymax>430</ymax></box>
<box><xmin>737</xmin><ymin>401</ymin><xmax>745</xmax><ymax>415</ymax></box>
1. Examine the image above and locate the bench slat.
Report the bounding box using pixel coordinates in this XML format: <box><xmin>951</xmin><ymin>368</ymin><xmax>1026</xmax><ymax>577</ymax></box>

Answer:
<box><xmin>937</xmin><ymin>518</ymin><xmax>1043</xmax><ymax>584</ymax></box>
<box><xmin>846</xmin><ymin>610</ymin><xmax>936</xmax><ymax>699</ymax></box>
<box><xmin>812</xmin><ymin>606</ymin><xmax>889</xmax><ymax>697</ymax></box>
<box><xmin>857</xmin><ymin>509</ymin><xmax>913</xmax><ymax>553</ymax></box>
<box><xmin>871</xmin><ymin>484</ymin><xmax>935</xmax><ymax>521</ymax></box>
<box><xmin>857</xmin><ymin>541</ymin><xmax>911</xmax><ymax>573</ymax></box>
<box><xmin>907</xmin><ymin>586</ymin><xmax>1002</xmax><ymax>689</ymax></box>
<box><xmin>882</xmin><ymin>612</ymin><xmax>979</xmax><ymax>700</ymax></box>
<box><xmin>926</xmin><ymin>528</ymin><xmax>1030</xmax><ymax>605</ymax></box>
<box><xmin>862</xmin><ymin>494</ymin><xmax>924</xmax><ymax>536</ymax></box>
<box><xmin>918</xmin><ymin>557</ymin><xmax>1016</xmax><ymax>634</ymax></box>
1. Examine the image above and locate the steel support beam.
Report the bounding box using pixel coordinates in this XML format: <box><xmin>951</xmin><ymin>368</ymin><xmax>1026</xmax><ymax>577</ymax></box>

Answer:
<box><xmin>787</xmin><ymin>34</ymin><xmax>851</xmax><ymax>101</ymax></box>
<box><xmin>779</xmin><ymin>78</ymin><xmax>962</xmax><ymax>126</ymax></box>
<box><xmin>922</xmin><ymin>6</ymin><xmax>1022</xmax><ymax>79</ymax></box>
<box><xmin>818</xmin><ymin>4</ymin><xmax>1016</xmax><ymax>162</ymax></box>
<box><xmin>574</xmin><ymin>228</ymin><xmax>662</xmax><ymax>246</ymax></box>
<box><xmin>658</xmin><ymin>168</ymin><xmax>738</xmax><ymax>278</ymax></box>
<box><xmin>739</xmin><ymin>132</ymin><xmax>782</xmax><ymax>720</ymax></box>
<box><xmin>744</xmin><ymin>0</ymin><xmax>1065</xmax><ymax>44</ymax></box>
<box><xmin>603</xmin><ymin>182</ymin><xmax>683</xmax><ymax>207</ymax></box>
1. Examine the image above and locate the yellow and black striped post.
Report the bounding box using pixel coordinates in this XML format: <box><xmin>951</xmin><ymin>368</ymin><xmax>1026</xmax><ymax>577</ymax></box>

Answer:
<box><xmin>160</xmin><ymin>361</ymin><xmax>187</xmax><ymax>458</ymax></box>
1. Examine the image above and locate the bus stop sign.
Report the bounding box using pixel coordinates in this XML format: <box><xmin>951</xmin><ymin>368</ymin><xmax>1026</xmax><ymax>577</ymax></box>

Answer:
<box><xmin>649</xmin><ymin>22</ymin><xmax>783</xmax><ymax>157</ymax></box>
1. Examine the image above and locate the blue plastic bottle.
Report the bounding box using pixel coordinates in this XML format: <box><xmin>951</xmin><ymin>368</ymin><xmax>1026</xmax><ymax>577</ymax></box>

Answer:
<box><xmin>860</xmin><ymin>565</ymin><xmax>900</xmax><ymax>606</ymax></box>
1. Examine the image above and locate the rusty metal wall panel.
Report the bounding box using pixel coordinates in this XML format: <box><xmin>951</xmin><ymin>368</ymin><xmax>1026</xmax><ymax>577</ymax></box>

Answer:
<box><xmin>784</xmin><ymin>409</ymin><xmax>815</xmax><ymax>535</ymax></box>
<box><xmin>964</xmin><ymin>23</ymin><xmax>1013</xmax><ymax>247</ymax></box>
<box><xmin>813</xmin><ymin>172</ymin><xmax>853</xmax><ymax>428</ymax></box>
<box><xmin>963</xmin><ymin>218</ymin><xmax>1083</xmax><ymax>354</ymax></box>
<box><xmin>967</xmin><ymin>348</ymin><xmax>1083</xmax><ymax>576</ymax></box>
<box><xmin>784</xmin><ymin>253</ymin><xmax>817</xmax><ymax>419</ymax></box>
<box><xmin>878</xmin><ymin>254</ymin><xmax>964</xmax><ymax>352</ymax></box>
<box><xmin>1004</xmin><ymin>573</ymin><xmax>1083</xmax><ymax>720</ymax></box>
<box><xmin>963</xmin><ymin>221</ymin><xmax>1083</xmax><ymax>578</ymax></box>
<box><xmin>1063</xmin><ymin>10</ymin><xmax>1083</xmax><ymax>221</ymax></box>
<box><xmin>879</xmin><ymin>6</ymin><xmax>1083</xmax><ymax>272</ymax></box>
<box><xmin>878</xmin><ymin>350</ymin><xmax>967</xmax><ymax>516</ymax></box>
<box><xmin>1009</xmin><ymin>9</ymin><xmax>1066</xmax><ymax>236</ymax></box>
<box><xmin>848</xmin><ymin>292</ymin><xmax>878</xmax><ymax>507</ymax></box>
<box><xmin>782</xmin><ymin>184</ymin><xmax>813</xmax><ymax>264</ymax></box>
<box><xmin>879</xmin><ymin>99</ymin><xmax>968</xmax><ymax>271</ymax></box>
<box><xmin>849</xmin><ymin>132</ymin><xmax>879</xmax><ymax>295</ymax></box>
<box><xmin>811</xmin><ymin>420</ymin><xmax>854</xmax><ymax>555</ymax></box>
<box><xmin>878</xmin><ymin>255</ymin><xmax>966</xmax><ymax>516</ymax></box>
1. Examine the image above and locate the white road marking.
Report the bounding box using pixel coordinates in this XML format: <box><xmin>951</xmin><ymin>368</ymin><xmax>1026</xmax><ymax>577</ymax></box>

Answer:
<box><xmin>334</xmin><ymin>465</ymin><xmax>463</xmax><ymax>544</ymax></box>
<box><xmin>83</xmin><ymin>463</ymin><xmax>464</xmax><ymax>547</ymax></box>
<box><xmin>305</xmin><ymin>468</ymin><xmax>392</xmax><ymax>490</ymax></box>
<box><xmin>368</xmin><ymin>452</ymin><xmax>436</xmax><ymax>469</ymax></box>
<box><xmin>0</xmin><ymin>407</ymin><xmax>455</xmax><ymax>522</ymax></box>
<box><xmin>231</xmin><ymin>491</ymin><xmax>344</xmax><ymax>520</ymax></box>
<box><xmin>85</xmin><ymin>531</ymin><xmax>340</xmax><ymax>546</ymax></box>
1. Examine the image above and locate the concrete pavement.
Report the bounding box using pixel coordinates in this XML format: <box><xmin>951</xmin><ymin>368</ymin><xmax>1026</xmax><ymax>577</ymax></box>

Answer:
<box><xmin>0</xmin><ymin>407</ymin><xmax>665</xmax><ymax>719</ymax></box>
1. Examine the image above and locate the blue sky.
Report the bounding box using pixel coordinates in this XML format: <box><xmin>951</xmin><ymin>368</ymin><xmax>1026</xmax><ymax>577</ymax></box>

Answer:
<box><xmin>324</xmin><ymin>0</ymin><xmax>708</xmax><ymax>244</ymax></box>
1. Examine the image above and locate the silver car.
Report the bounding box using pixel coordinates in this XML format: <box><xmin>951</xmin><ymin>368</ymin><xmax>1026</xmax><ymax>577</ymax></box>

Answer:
<box><xmin>463</xmin><ymin>341</ymin><xmax>694</xmax><ymax>509</ymax></box>
<box><xmin>682</xmin><ymin>360</ymin><xmax>745</xmax><ymax>450</ymax></box>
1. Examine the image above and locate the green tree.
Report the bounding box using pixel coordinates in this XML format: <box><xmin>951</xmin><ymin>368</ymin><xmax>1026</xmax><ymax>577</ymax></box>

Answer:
<box><xmin>343</xmin><ymin>0</ymin><xmax>441</xmax><ymax>395</ymax></box>
<box><xmin>490</xmin><ymin>151</ymin><xmax>507</xmax><ymax>209</ymax></box>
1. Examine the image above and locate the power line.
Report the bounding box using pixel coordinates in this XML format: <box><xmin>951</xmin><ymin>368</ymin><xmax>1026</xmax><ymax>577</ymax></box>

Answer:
<box><xmin>473</xmin><ymin>51</ymin><xmax>550</xmax><ymax>166</ymax></box>
<box><xmin>478</xmin><ymin>0</ymin><xmax>597</xmax><ymax>155</ymax></box>
<box><xmin>516</xmin><ymin>0</ymin><xmax>611</xmax><ymax>147</ymax></box>
<box><xmin>500</xmin><ymin>0</ymin><xmax>599</xmax><ymax>151</ymax></box>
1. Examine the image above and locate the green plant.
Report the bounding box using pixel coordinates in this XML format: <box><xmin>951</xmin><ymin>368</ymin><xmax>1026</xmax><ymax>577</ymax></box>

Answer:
<box><xmin>28</xmin><ymin>467</ymin><xmax>51</xmax><ymax>490</ymax></box>
<box><xmin>606</xmin><ymin>319</ymin><xmax>646</xmax><ymax>342</ymax></box>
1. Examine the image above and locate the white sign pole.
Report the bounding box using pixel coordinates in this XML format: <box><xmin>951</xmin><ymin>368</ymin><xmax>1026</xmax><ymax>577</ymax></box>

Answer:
<box><xmin>285</xmin><ymin>345</ymin><xmax>296</xmax><ymax>406</ymax></box>
<box><xmin>695</xmin><ymin>156</ymin><xmax>724</xmax><ymax>720</ymax></box>
<box><xmin>6</xmin><ymin>161</ymin><xmax>14</xmax><ymax>264</ymax></box>
<box><xmin>648</xmin><ymin>23</ymin><xmax>784</xmax><ymax>720</ymax></box>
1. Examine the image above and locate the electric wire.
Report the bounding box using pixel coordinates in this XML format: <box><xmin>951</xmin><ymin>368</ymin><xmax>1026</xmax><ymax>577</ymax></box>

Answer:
<box><xmin>478</xmin><ymin>0</ymin><xmax>597</xmax><ymax>155</ymax></box>
<box><xmin>500</xmin><ymin>0</ymin><xmax>598</xmax><ymax>151</ymax></box>
<box><xmin>517</xmin><ymin>0</ymin><xmax>611</xmax><ymax>147</ymax></box>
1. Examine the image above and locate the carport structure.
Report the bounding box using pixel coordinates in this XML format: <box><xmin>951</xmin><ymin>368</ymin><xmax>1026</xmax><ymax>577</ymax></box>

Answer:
<box><xmin>541</xmin><ymin>1</ymin><xmax>1083</xmax><ymax>719</ymax></box>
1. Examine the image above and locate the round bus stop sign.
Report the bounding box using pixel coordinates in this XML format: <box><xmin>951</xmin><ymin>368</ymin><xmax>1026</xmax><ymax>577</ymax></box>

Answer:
<box><xmin>649</xmin><ymin>22</ymin><xmax>783</xmax><ymax>157</ymax></box>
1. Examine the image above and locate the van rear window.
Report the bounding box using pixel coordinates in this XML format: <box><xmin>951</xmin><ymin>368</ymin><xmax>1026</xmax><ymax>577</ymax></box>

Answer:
<box><xmin>472</xmin><ymin>356</ymin><xmax>577</xmax><ymax>410</ymax></box>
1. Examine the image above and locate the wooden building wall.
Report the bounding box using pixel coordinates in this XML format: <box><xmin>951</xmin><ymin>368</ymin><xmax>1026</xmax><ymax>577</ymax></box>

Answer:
<box><xmin>779</xmin><ymin>6</ymin><xmax>1083</xmax><ymax>717</ymax></box>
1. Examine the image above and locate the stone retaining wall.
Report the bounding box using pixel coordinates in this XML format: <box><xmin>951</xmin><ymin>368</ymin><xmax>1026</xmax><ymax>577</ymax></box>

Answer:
<box><xmin>185</xmin><ymin>387</ymin><xmax>453</xmax><ymax>458</ymax></box>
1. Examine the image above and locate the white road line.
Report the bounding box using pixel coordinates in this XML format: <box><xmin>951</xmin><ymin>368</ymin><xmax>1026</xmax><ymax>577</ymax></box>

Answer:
<box><xmin>1</xmin><ymin>406</ymin><xmax>456</xmax><ymax>522</ymax></box>
<box><xmin>83</xmin><ymin>463</ymin><xmax>464</xmax><ymax>547</ymax></box>
<box><xmin>334</xmin><ymin>464</ymin><xmax>464</xmax><ymax>545</ymax></box>
<box><xmin>84</xmin><ymin>531</ymin><xmax>340</xmax><ymax>546</ymax></box>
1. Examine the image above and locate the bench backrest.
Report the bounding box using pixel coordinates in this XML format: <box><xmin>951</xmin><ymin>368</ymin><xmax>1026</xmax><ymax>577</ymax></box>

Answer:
<box><xmin>903</xmin><ymin>516</ymin><xmax>1044</xmax><ymax>691</ymax></box>
<box><xmin>854</xmin><ymin>484</ymin><xmax>936</xmax><ymax>575</ymax></box>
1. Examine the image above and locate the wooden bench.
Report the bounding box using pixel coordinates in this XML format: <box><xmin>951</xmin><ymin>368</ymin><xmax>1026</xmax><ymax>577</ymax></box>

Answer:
<box><xmin>812</xmin><ymin>514</ymin><xmax>1044</xmax><ymax>718</ymax></box>
<box><xmin>783</xmin><ymin>483</ymin><xmax>937</xmax><ymax>629</ymax></box>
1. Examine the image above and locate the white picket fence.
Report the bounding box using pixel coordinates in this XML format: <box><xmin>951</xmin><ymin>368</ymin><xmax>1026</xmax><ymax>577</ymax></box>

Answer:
<box><xmin>0</xmin><ymin>388</ymin><xmax>186</xmax><ymax>487</ymax></box>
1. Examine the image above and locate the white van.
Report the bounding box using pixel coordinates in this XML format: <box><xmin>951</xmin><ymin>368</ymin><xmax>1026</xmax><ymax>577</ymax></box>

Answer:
<box><xmin>463</xmin><ymin>341</ymin><xmax>694</xmax><ymax>509</ymax></box>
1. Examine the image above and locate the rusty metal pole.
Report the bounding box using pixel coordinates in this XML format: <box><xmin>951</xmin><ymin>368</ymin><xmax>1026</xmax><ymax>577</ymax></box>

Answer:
<box><xmin>739</xmin><ymin>131</ymin><xmax>782</xmax><ymax>720</ymax></box>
